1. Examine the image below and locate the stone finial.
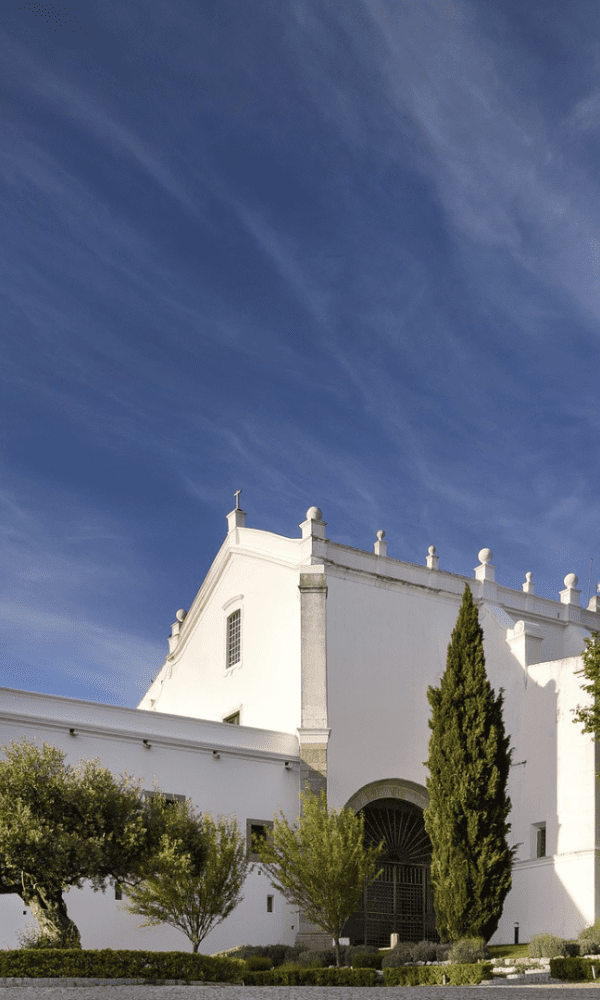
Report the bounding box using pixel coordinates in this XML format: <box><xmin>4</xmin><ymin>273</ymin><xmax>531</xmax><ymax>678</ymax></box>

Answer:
<box><xmin>474</xmin><ymin>547</ymin><xmax>495</xmax><ymax>583</ymax></box>
<box><xmin>522</xmin><ymin>572</ymin><xmax>534</xmax><ymax>594</ymax></box>
<box><xmin>588</xmin><ymin>582</ymin><xmax>600</xmax><ymax>612</ymax></box>
<box><xmin>374</xmin><ymin>530</ymin><xmax>387</xmax><ymax>557</ymax></box>
<box><xmin>426</xmin><ymin>545</ymin><xmax>439</xmax><ymax>570</ymax></box>
<box><xmin>300</xmin><ymin>506</ymin><xmax>327</xmax><ymax>540</ymax></box>
<box><xmin>168</xmin><ymin>610</ymin><xmax>187</xmax><ymax>653</ymax></box>
<box><xmin>560</xmin><ymin>572</ymin><xmax>580</xmax><ymax>606</ymax></box>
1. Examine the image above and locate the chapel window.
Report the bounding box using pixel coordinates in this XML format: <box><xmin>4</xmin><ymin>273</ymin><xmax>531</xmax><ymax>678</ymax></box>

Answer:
<box><xmin>247</xmin><ymin>819</ymin><xmax>273</xmax><ymax>860</ymax></box>
<box><xmin>227</xmin><ymin>609</ymin><xmax>241</xmax><ymax>668</ymax></box>
<box><xmin>532</xmin><ymin>821</ymin><xmax>546</xmax><ymax>858</ymax></box>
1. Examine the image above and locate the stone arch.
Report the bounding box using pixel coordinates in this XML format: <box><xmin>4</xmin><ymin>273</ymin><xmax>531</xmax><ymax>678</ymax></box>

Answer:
<box><xmin>344</xmin><ymin>777</ymin><xmax>429</xmax><ymax>814</ymax></box>
<box><xmin>342</xmin><ymin>778</ymin><xmax>436</xmax><ymax>947</ymax></box>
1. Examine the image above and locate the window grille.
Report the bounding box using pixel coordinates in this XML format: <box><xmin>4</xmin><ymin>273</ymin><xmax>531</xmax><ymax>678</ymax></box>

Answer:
<box><xmin>227</xmin><ymin>609</ymin><xmax>241</xmax><ymax>668</ymax></box>
<box><xmin>536</xmin><ymin>824</ymin><xmax>546</xmax><ymax>857</ymax></box>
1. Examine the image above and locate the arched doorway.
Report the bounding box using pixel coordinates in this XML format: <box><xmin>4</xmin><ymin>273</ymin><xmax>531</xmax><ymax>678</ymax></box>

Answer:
<box><xmin>342</xmin><ymin>780</ymin><xmax>437</xmax><ymax>948</ymax></box>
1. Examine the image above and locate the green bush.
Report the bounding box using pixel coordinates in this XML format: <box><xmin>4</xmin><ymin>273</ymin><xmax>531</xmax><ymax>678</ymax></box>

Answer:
<box><xmin>550</xmin><ymin>957</ymin><xmax>600</xmax><ymax>981</ymax></box>
<box><xmin>448</xmin><ymin>937</ymin><xmax>489</xmax><ymax>964</ymax></box>
<box><xmin>295</xmin><ymin>947</ymin><xmax>336</xmax><ymax>967</ymax></box>
<box><xmin>0</xmin><ymin>950</ymin><xmax>242</xmax><ymax>982</ymax></box>
<box><xmin>381</xmin><ymin>942</ymin><xmax>413</xmax><ymax>967</ymax></box>
<box><xmin>232</xmin><ymin>943</ymin><xmax>303</xmax><ymax>966</ymax></box>
<box><xmin>383</xmin><ymin>962</ymin><xmax>493</xmax><ymax>986</ymax></box>
<box><xmin>243</xmin><ymin>955</ymin><xmax>273</xmax><ymax>971</ymax></box>
<box><xmin>436</xmin><ymin>942</ymin><xmax>451</xmax><ymax>962</ymax></box>
<box><xmin>578</xmin><ymin>922</ymin><xmax>600</xmax><ymax>955</ymax></box>
<box><xmin>243</xmin><ymin>967</ymin><xmax>378</xmax><ymax>985</ymax></box>
<box><xmin>529</xmin><ymin>933</ymin><xmax>567</xmax><ymax>958</ymax></box>
<box><xmin>412</xmin><ymin>940</ymin><xmax>438</xmax><ymax>963</ymax></box>
<box><xmin>351</xmin><ymin>952</ymin><xmax>381</xmax><ymax>969</ymax></box>
<box><xmin>344</xmin><ymin>944</ymin><xmax>379</xmax><ymax>964</ymax></box>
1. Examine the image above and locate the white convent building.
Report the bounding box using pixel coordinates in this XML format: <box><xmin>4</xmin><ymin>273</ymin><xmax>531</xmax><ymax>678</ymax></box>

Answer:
<box><xmin>0</xmin><ymin>500</ymin><xmax>599</xmax><ymax>952</ymax></box>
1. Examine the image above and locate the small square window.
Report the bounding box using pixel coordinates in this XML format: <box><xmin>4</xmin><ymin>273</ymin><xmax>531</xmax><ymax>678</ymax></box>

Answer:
<box><xmin>227</xmin><ymin>610</ymin><xmax>241</xmax><ymax>668</ymax></box>
<box><xmin>267</xmin><ymin>895</ymin><xmax>273</xmax><ymax>913</ymax></box>
<box><xmin>247</xmin><ymin>818</ymin><xmax>273</xmax><ymax>860</ymax></box>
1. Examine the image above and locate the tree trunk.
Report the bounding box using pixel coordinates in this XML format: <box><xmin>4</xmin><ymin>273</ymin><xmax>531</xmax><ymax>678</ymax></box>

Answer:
<box><xmin>26</xmin><ymin>887</ymin><xmax>81</xmax><ymax>948</ymax></box>
<box><xmin>333</xmin><ymin>936</ymin><xmax>341</xmax><ymax>967</ymax></box>
<box><xmin>192</xmin><ymin>941</ymin><xmax>199</xmax><ymax>953</ymax></box>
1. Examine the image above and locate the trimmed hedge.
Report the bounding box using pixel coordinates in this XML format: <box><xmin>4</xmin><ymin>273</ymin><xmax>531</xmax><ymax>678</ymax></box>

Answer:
<box><xmin>0</xmin><ymin>950</ymin><xmax>242</xmax><ymax>982</ymax></box>
<box><xmin>243</xmin><ymin>967</ymin><xmax>378</xmax><ymax>986</ymax></box>
<box><xmin>383</xmin><ymin>962</ymin><xmax>493</xmax><ymax>986</ymax></box>
<box><xmin>550</xmin><ymin>957</ymin><xmax>600</xmax><ymax>982</ymax></box>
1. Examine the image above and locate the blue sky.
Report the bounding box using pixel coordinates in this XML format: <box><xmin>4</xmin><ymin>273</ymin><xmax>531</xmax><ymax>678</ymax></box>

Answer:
<box><xmin>2</xmin><ymin>0</ymin><xmax>600</xmax><ymax>707</ymax></box>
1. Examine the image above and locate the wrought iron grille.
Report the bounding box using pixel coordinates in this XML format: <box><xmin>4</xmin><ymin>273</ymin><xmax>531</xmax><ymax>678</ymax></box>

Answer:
<box><xmin>343</xmin><ymin>798</ymin><xmax>438</xmax><ymax>947</ymax></box>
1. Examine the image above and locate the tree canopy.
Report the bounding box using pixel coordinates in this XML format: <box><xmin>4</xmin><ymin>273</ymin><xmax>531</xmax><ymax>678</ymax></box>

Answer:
<box><xmin>122</xmin><ymin>806</ymin><xmax>248</xmax><ymax>951</ymax></box>
<box><xmin>573</xmin><ymin>632</ymin><xmax>600</xmax><ymax>739</ymax></box>
<box><xmin>0</xmin><ymin>739</ymin><xmax>188</xmax><ymax>947</ymax></box>
<box><xmin>424</xmin><ymin>584</ymin><xmax>515</xmax><ymax>942</ymax></box>
<box><xmin>256</xmin><ymin>788</ymin><xmax>384</xmax><ymax>966</ymax></box>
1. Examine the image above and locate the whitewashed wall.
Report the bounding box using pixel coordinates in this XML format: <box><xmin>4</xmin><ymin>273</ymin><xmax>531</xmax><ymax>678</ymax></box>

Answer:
<box><xmin>0</xmin><ymin>689</ymin><xmax>301</xmax><ymax>953</ymax></box>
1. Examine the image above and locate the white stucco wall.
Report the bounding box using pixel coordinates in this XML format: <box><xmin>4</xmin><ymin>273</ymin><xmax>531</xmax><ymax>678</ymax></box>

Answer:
<box><xmin>139</xmin><ymin>528</ymin><xmax>304</xmax><ymax>734</ymax></box>
<box><xmin>0</xmin><ymin>689</ymin><xmax>301</xmax><ymax>953</ymax></box>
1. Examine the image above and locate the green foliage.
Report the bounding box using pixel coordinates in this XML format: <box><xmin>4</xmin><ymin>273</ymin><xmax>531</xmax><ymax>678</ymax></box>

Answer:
<box><xmin>0</xmin><ymin>740</ymin><xmax>170</xmax><ymax>948</ymax></box>
<box><xmin>578</xmin><ymin>921</ymin><xmax>600</xmax><ymax>954</ymax></box>
<box><xmin>0</xmin><ymin>949</ymin><xmax>243</xmax><ymax>981</ymax></box>
<box><xmin>243</xmin><ymin>955</ymin><xmax>273</xmax><ymax>971</ymax></box>
<box><xmin>573</xmin><ymin>633</ymin><xmax>600</xmax><ymax>738</ymax></box>
<box><xmin>424</xmin><ymin>584</ymin><xmax>515</xmax><ymax>942</ymax></box>
<box><xmin>351</xmin><ymin>951</ymin><xmax>381</xmax><ymax>969</ymax></box>
<box><xmin>122</xmin><ymin>808</ymin><xmax>248</xmax><ymax>952</ymax></box>
<box><xmin>411</xmin><ymin>940</ymin><xmax>439</xmax><ymax>963</ymax></box>
<box><xmin>381</xmin><ymin>943</ymin><xmax>413</xmax><ymax>967</ymax></box>
<box><xmin>230</xmin><ymin>944</ymin><xmax>304</xmax><ymax>966</ymax></box>
<box><xmin>256</xmin><ymin>788</ymin><xmax>384</xmax><ymax>966</ymax></box>
<box><xmin>344</xmin><ymin>944</ymin><xmax>379</xmax><ymax>964</ymax></box>
<box><xmin>295</xmin><ymin>947</ymin><xmax>336</xmax><ymax>967</ymax></box>
<box><xmin>550</xmin><ymin>957</ymin><xmax>600</xmax><ymax>981</ymax></box>
<box><xmin>242</xmin><ymin>967</ymin><xmax>378</xmax><ymax>985</ymax></box>
<box><xmin>383</xmin><ymin>962</ymin><xmax>493</xmax><ymax>986</ymax></box>
<box><xmin>528</xmin><ymin>933</ymin><xmax>567</xmax><ymax>958</ymax></box>
<box><xmin>448</xmin><ymin>936</ymin><xmax>489</xmax><ymax>964</ymax></box>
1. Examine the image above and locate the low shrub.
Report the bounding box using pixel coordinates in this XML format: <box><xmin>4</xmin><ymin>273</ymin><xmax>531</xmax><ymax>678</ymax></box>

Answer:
<box><xmin>243</xmin><ymin>955</ymin><xmax>273</xmax><ymax>971</ymax></box>
<box><xmin>351</xmin><ymin>952</ymin><xmax>381</xmax><ymax>969</ymax></box>
<box><xmin>578</xmin><ymin>922</ymin><xmax>600</xmax><ymax>955</ymax></box>
<box><xmin>295</xmin><ymin>947</ymin><xmax>336</xmax><ymax>968</ymax></box>
<box><xmin>412</xmin><ymin>940</ymin><xmax>439</xmax><ymax>963</ymax></box>
<box><xmin>383</xmin><ymin>961</ymin><xmax>493</xmax><ymax>986</ymax></box>
<box><xmin>344</xmin><ymin>944</ymin><xmax>379</xmax><ymax>965</ymax></box>
<box><xmin>550</xmin><ymin>957</ymin><xmax>600</xmax><ymax>981</ymax></box>
<box><xmin>529</xmin><ymin>933</ymin><xmax>567</xmax><ymax>958</ymax></box>
<box><xmin>448</xmin><ymin>937</ymin><xmax>489</xmax><ymax>964</ymax></box>
<box><xmin>243</xmin><ymin>967</ymin><xmax>378</xmax><ymax>986</ymax></box>
<box><xmin>16</xmin><ymin>926</ymin><xmax>55</xmax><ymax>950</ymax></box>
<box><xmin>381</xmin><ymin>942</ymin><xmax>413</xmax><ymax>968</ymax></box>
<box><xmin>0</xmin><ymin>950</ymin><xmax>242</xmax><ymax>982</ymax></box>
<box><xmin>436</xmin><ymin>942</ymin><xmax>451</xmax><ymax>962</ymax></box>
<box><xmin>226</xmin><ymin>944</ymin><xmax>302</xmax><ymax>967</ymax></box>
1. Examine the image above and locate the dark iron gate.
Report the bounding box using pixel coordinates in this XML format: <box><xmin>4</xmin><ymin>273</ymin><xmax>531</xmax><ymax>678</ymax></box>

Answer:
<box><xmin>342</xmin><ymin>798</ymin><xmax>438</xmax><ymax>948</ymax></box>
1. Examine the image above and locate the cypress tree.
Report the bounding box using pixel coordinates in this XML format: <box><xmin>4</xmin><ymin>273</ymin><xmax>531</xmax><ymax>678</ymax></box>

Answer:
<box><xmin>424</xmin><ymin>583</ymin><xmax>515</xmax><ymax>942</ymax></box>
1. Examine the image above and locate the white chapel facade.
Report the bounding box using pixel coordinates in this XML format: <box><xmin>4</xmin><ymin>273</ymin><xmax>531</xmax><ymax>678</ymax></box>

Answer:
<box><xmin>0</xmin><ymin>500</ymin><xmax>599</xmax><ymax>950</ymax></box>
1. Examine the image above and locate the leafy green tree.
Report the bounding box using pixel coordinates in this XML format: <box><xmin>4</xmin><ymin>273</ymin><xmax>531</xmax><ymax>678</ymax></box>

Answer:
<box><xmin>256</xmin><ymin>788</ymin><xmax>384</xmax><ymax>967</ymax></box>
<box><xmin>0</xmin><ymin>740</ymin><xmax>182</xmax><ymax>947</ymax></box>
<box><xmin>424</xmin><ymin>584</ymin><xmax>515</xmax><ymax>942</ymax></box>
<box><xmin>122</xmin><ymin>806</ymin><xmax>248</xmax><ymax>952</ymax></box>
<box><xmin>573</xmin><ymin>632</ymin><xmax>600</xmax><ymax>739</ymax></box>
